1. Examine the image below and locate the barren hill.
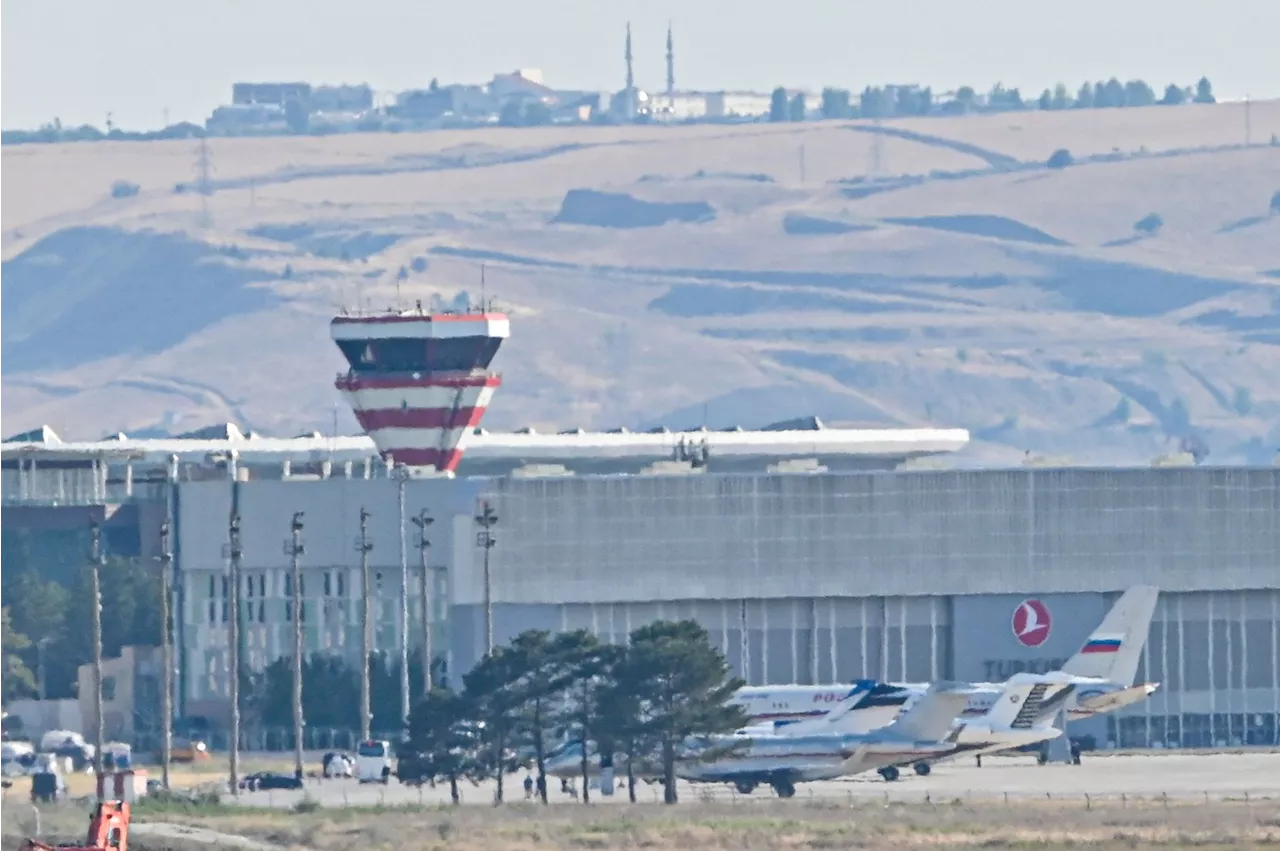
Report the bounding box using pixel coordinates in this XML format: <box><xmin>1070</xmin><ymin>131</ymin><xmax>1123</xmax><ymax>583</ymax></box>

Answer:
<box><xmin>3</xmin><ymin>102</ymin><xmax>1279</xmax><ymax>465</ymax></box>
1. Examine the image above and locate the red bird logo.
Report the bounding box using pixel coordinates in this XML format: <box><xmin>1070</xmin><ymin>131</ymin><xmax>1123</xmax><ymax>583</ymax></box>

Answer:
<box><xmin>1012</xmin><ymin>599</ymin><xmax>1052</xmax><ymax>647</ymax></box>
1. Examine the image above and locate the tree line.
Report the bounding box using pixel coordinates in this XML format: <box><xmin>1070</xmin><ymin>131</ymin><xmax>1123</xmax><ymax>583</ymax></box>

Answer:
<box><xmin>403</xmin><ymin>620</ymin><xmax>745</xmax><ymax>805</ymax></box>
<box><xmin>3</xmin><ymin>529</ymin><xmax>161</xmax><ymax>704</ymax></box>
<box><xmin>771</xmin><ymin>76</ymin><xmax>1218</xmax><ymax>121</ymax></box>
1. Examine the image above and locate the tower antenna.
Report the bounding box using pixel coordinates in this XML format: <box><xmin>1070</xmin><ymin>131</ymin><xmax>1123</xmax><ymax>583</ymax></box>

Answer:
<box><xmin>480</xmin><ymin>263</ymin><xmax>486</xmax><ymax>311</ymax></box>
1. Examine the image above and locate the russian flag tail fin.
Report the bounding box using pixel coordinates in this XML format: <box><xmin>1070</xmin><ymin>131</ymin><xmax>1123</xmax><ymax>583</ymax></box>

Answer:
<box><xmin>1060</xmin><ymin>586</ymin><xmax>1159</xmax><ymax>685</ymax></box>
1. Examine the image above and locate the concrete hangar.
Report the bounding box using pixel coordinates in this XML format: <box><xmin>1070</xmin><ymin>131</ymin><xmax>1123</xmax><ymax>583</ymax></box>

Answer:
<box><xmin>4</xmin><ymin>422</ymin><xmax>1279</xmax><ymax>751</ymax></box>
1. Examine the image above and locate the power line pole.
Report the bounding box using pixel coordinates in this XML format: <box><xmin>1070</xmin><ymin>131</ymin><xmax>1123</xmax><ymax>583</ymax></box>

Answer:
<box><xmin>474</xmin><ymin>501</ymin><xmax>498</xmax><ymax>657</ymax></box>
<box><xmin>396</xmin><ymin>470</ymin><xmax>410</xmax><ymax>729</ymax></box>
<box><xmin>88</xmin><ymin>522</ymin><xmax>106</xmax><ymax>778</ymax></box>
<box><xmin>195</xmin><ymin>137</ymin><xmax>214</xmax><ymax>228</ymax></box>
<box><xmin>157</xmin><ymin>522</ymin><xmax>174</xmax><ymax>791</ymax></box>
<box><xmin>355</xmin><ymin>508</ymin><xmax>374</xmax><ymax>741</ymax></box>
<box><xmin>411</xmin><ymin>509</ymin><xmax>434</xmax><ymax>693</ymax></box>
<box><xmin>284</xmin><ymin>512</ymin><xmax>306</xmax><ymax>780</ymax></box>
<box><xmin>226</xmin><ymin>514</ymin><xmax>243</xmax><ymax>795</ymax></box>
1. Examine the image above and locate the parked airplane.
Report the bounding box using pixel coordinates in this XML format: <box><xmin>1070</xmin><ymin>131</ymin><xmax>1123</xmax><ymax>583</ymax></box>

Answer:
<box><xmin>675</xmin><ymin>677</ymin><xmax>1061</xmax><ymax>796</ymax></box>
<box><xmin>543</xmin><ymin>680</ymin><xmax>881</xmax><ymax>785</ymax></box>
<box><xmin>733</xmin><ymin>585</ymin><xmax>1160</xmax><ymax>732</ymax></box>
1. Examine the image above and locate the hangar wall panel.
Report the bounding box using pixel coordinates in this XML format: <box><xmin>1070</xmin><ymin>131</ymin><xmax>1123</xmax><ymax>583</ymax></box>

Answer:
<box><xmin>471</xmin><ymin>469</ymin><xmax>1278</xmax><ymax>605</ymax></box>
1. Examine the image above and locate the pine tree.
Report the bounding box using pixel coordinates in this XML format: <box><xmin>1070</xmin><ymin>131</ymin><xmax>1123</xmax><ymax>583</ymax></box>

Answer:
<box><xmin>505</xmin><ymin>629</ymin><xmax>597</xmax><ymax>803</ymax></box>
<box><xmin>616</xmin><ymin>620</ymin><xmax>746</xmax><ymax>804</ymax></box>
<box><xmin>403</xmin><ymin>687</ymin><xmax>481</xmax><ymax>804</ymax></box>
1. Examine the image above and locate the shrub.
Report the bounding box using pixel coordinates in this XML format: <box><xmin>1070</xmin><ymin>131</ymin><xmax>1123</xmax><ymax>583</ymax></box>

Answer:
<box><xmin>1046</xmin><ymin>148</ymin><xmax>1073</xmax><ymax>169</ymax></box>
<box><xmin>1134</xmin><ymin>213</ymin><xmax>1164</xmax><ymax>234</ymax></box>
<box><xmin>110</xmin><ymin>180</ymin><xmax>140</xmax><ymax>199</ymax></box>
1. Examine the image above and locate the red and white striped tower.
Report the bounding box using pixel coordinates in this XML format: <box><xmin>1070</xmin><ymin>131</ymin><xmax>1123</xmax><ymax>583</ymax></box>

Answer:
<box><xmin>331</xmin><ymin>307</ymin><xmax>508</xmax><ymax>472</ymax></box>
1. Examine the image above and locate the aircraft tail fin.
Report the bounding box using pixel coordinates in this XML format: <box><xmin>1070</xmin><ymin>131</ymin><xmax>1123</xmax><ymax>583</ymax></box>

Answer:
<box><xmin>1059</xmin><ymin>586</ymin><xmax>1159</xmax><ymax>685</ymax></box>
<box><xmin>984</xmin><ymin>676</ymin><xmax>1056</xmax><ymax>730</ymax></box>
<box><xmin>883</xmin><ymin>682</ymin><xmax>972</xmax><ymax>741</ymax></box>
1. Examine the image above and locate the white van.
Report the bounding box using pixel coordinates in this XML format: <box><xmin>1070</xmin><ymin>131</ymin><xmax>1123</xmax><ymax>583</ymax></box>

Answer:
<box><xmin>356</xmin><ymin>740</ymin><xmax>392</xmax><ymax>784</ymax></box>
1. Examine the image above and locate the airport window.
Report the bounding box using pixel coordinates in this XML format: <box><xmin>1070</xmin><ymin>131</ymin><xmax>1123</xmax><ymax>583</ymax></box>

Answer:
<box><xmin>102</xmin><ymin>677</ymin><xmax>116</xmax><ymax>702</ymax></box>
<box><xmin>337</xmin><ymin>573</ymin><xmax>346</xmax><ymax>596</ymax></box>
<box><xmin>246</xmin><ymin>575</ymin><xmax>254</xmax><ymax>598</ymax></box>
<box><xmin>207</xmin><ymin>601</ymin><xmax>216</xmax><ymax>624</ymax></box>
<box><xmin>221</xmin><ymin>602</ymin><xmax>227</xmax><ymax>623</ymax></box>
<box><xmin>208</xmin><ymin>576</ymin><xmax>215</xmax><ymax>598</ymax></box>
<box><xmin>221</xmin><ymin>576</ymin><xmax>228</xmax><ymax>598</ymax></box>
<box><xmin>285</xmin><ymin>575</ymin><xmax>292</xmax><ymax>597</ymax></box>
<box><xmin>259</xmin><ymin>575</ymin><xmax>266</xmax><ymax>597</ymax></box>
<box><xmin>324</xmin><ymin>572</ymin><xmax>331</xmax><ymax>597</ymax></box>
<box><xmin>258</xmin><ymin>601</ymin><xmax>265</xmax><ymax>622</ymax></box>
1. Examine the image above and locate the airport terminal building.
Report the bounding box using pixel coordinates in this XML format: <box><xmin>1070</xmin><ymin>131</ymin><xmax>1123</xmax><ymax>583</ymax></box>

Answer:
<box><xmin>5</xmin><ymin>426</ymin><xmax>1279</xmax><ymax>750</ymax></box>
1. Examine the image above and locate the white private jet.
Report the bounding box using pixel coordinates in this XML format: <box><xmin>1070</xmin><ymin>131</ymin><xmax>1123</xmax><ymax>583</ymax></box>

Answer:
<box><xmin>675</xmin><ymin>675</ymin><xmax>1062</xmax><ymax>796</ymax></box>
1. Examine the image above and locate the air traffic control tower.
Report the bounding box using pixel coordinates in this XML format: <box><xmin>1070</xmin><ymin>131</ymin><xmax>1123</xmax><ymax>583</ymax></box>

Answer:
<box><xmin>330</xmin><ymin>305</ymin><xmax>509</xmax><ymax>472</ymax></box>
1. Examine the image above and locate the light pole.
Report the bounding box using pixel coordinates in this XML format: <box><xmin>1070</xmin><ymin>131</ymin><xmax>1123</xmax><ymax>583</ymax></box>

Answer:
<box><xmin>355</xmin><ymin>507</ymin><xmax>374</xmax><ymax>741</ymax></box>
<box><xmin>156</xmin><ymin>522</ymin><xmax>174</xmax><ymax>791</ymax></box>
<box><xmin>88</xmin><ymin>521</ymin><xmax>105</xmax><ymax>777</ymax></box>
<box><xmin>284</xmin><ymin>512</ymin><xmax>306</xmax><ymax>780</ymax></box>
<box><xmin>226</xmin><ymin>514</ymin><xmax>243</xmax><ymax>794</ymax></box>
<box><xmin>474</xmin><ymin>501</ymin><xmax>498</xmax><ymax>657</ymax></box>
<box><xmin>396</xmin><ymin>468</ymin><xmax>410</xmax><ymax>729</ymax></box>
<box><xmin>411</xmin><ymin>509</ymin><xmax>433</xmax><ymax>693</ymax></box>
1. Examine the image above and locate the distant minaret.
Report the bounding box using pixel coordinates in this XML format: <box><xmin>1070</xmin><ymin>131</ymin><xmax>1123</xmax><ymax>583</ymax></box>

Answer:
<box><xmin>625</xmin><ymin>22</ymin><xmax>634</xmax><ymax>92</ymax></box>
<box><xmin>665</xmin><ymin>22</ymin><xmax>675</xmax><ymax>110</ymax></box>
<box><xmin>624</xmin><ymin>21</ymin><xmax>636</xmax><ymax>120</ymax></box>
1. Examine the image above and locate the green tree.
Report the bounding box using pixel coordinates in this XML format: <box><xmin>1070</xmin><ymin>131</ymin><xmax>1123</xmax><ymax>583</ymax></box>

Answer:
<box><xmin>462</xmin><ymin>646</ymin><xmax>525</xmax><ymax>803</ymax></box>
<box><xmin>953</xmin><ymin>86</ymin><xmax>977</xmax><ymax>113</ymax></box>
<box><xmin>403</xmin><ymin>688</ymin><xmax>481</xmax><ymax>803</ymax></box>
<box><xmin>859</xmin><ymin>86</ymin><xmax>893</xmax><ymax>118</ymax></box>
<box><xmin>505</xmin><ymin>630</ymin><xmax>595</xmax><ymax>803</ymax></box>
<box><xmin>556</xmin><ymin>637</ymin><xmax>620</xmax><ymax>803</ymax></box>
<box><xmin>1037</xmin><ymin>89</ymin><xmax>1053</xmax><ymax>110</ymax></box>
<box><xmin>820</xmin><ymin>88</ymin><xmax>851</xmax><ymax>119</ymax></box>
<box><xmin>1075</xmin><ymin>82</ymin><xmax>1095</xmax><ymax>109</ymax></box>
<box><xmin>523</xmin><ymin>101</ymin><xmax>553</xmax><ymax>126</ymax></box>
<box><xmin>617</xmin><ymin>620</ymin><xmax>746</xmax><ymax>804</ymax></box>
<box><xmin>1051</xmin><ymin>83</ymin><xmax>1072</xmax><ymax>110</ymax></box>
<box><xmin>1194</xmin><ymin>76</ymin><xmax>1215</xmax><ymax>104</ymax></box>
<box><xmin>769</xmin><ymin>87</ymin><xmax>789</xmax><ymax>122</ymax></box>
<box><xmin>1124</xmin><ymin>80</ymin><xmax>1156</xmax><ymax>107</ymax></box>
<box><xmin>1134</xmin><ymin>212</ymin><xmax>1164</xmax><ymax>235</ymax></box>
<box><xmin>3</xmin><ymin>607</ymin><xmax>36</xmax><ymax>701</ymax></box>
<box><xmin>788</xmin><ymin>93</ymin><xmax>806</xmax><ymax>122</ymax></box>
<box><xmin>1161</xmin><ymin>83</ymin><xmax>1187</xmax><ymax>106</ymax></box>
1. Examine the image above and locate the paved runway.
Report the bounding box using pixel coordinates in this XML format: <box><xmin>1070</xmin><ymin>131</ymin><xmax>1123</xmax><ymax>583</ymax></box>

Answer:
<box><xmin>229</xmin><ymin>751</ymin><xmax>1280</xmax><ymax>808</ymax></box>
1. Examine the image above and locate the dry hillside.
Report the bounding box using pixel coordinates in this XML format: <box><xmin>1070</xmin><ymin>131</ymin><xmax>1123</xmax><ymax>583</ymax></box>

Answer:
<box><xmin>3</xmin><ymin>101</ymin><xmax>1279</xmax><ymax>464</ymax></box>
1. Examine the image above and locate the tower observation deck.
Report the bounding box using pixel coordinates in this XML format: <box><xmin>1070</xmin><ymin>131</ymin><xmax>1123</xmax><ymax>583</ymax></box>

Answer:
<box><xmin>331</xmin><ymin>305</ymin><xmax>509</xmax><ymax>472</ymax></box>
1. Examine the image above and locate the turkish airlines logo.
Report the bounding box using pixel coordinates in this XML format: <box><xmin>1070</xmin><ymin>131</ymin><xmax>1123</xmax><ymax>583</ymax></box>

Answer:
<box><xmin>1012</xmin><ymin>599</ymin><xmax>1052</xmax><ymax>647</ymax></box>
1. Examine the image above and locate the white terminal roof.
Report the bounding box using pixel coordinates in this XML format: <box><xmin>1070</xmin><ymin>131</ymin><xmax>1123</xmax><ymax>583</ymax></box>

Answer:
<box><xmin>2</xmin><ymin>419</ymin><xmax>969</xmax><ymax>470</ymax></box>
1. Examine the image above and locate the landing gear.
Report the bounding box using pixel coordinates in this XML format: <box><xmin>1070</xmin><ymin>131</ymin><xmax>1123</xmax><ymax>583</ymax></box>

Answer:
<box><xmin>878</xmin><ymin>766</ymin><xmax>900</xmax><ymax>782</ymax></box>
<box><xmin>734</xmin><ymin>780</ymin><xmax>757</xmax><ymax>795</ymax></box>
<box><xmin>770</xmin><ymin>779</ymin><xmax>796</xmax><ymax>798</ymax></box>
<box><xmin>913</xmin><ymin>762</ymin><xmax>931</xmax><ymax>777</ymax></box>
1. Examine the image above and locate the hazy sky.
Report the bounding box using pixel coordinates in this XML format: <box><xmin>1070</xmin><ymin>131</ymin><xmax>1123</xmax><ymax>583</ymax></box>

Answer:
<box><xmin>3</xmin><ymin>0</ymin><xmax>1277</xmax><ymax>130</ymax></box>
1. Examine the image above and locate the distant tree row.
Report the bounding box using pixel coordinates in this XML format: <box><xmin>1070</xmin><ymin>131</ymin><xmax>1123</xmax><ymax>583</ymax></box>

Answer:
<box><xmin>769</xmin><ymin>76</ymin><xmax>1218</xmax><ymax>122</ymax></box>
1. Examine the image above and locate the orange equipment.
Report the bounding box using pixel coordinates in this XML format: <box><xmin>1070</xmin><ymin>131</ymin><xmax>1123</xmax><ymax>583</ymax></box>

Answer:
<box><xmin>21</xmin><ymin>801</ymin><xmax>131</xmax><ymax>851</ymax></box>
